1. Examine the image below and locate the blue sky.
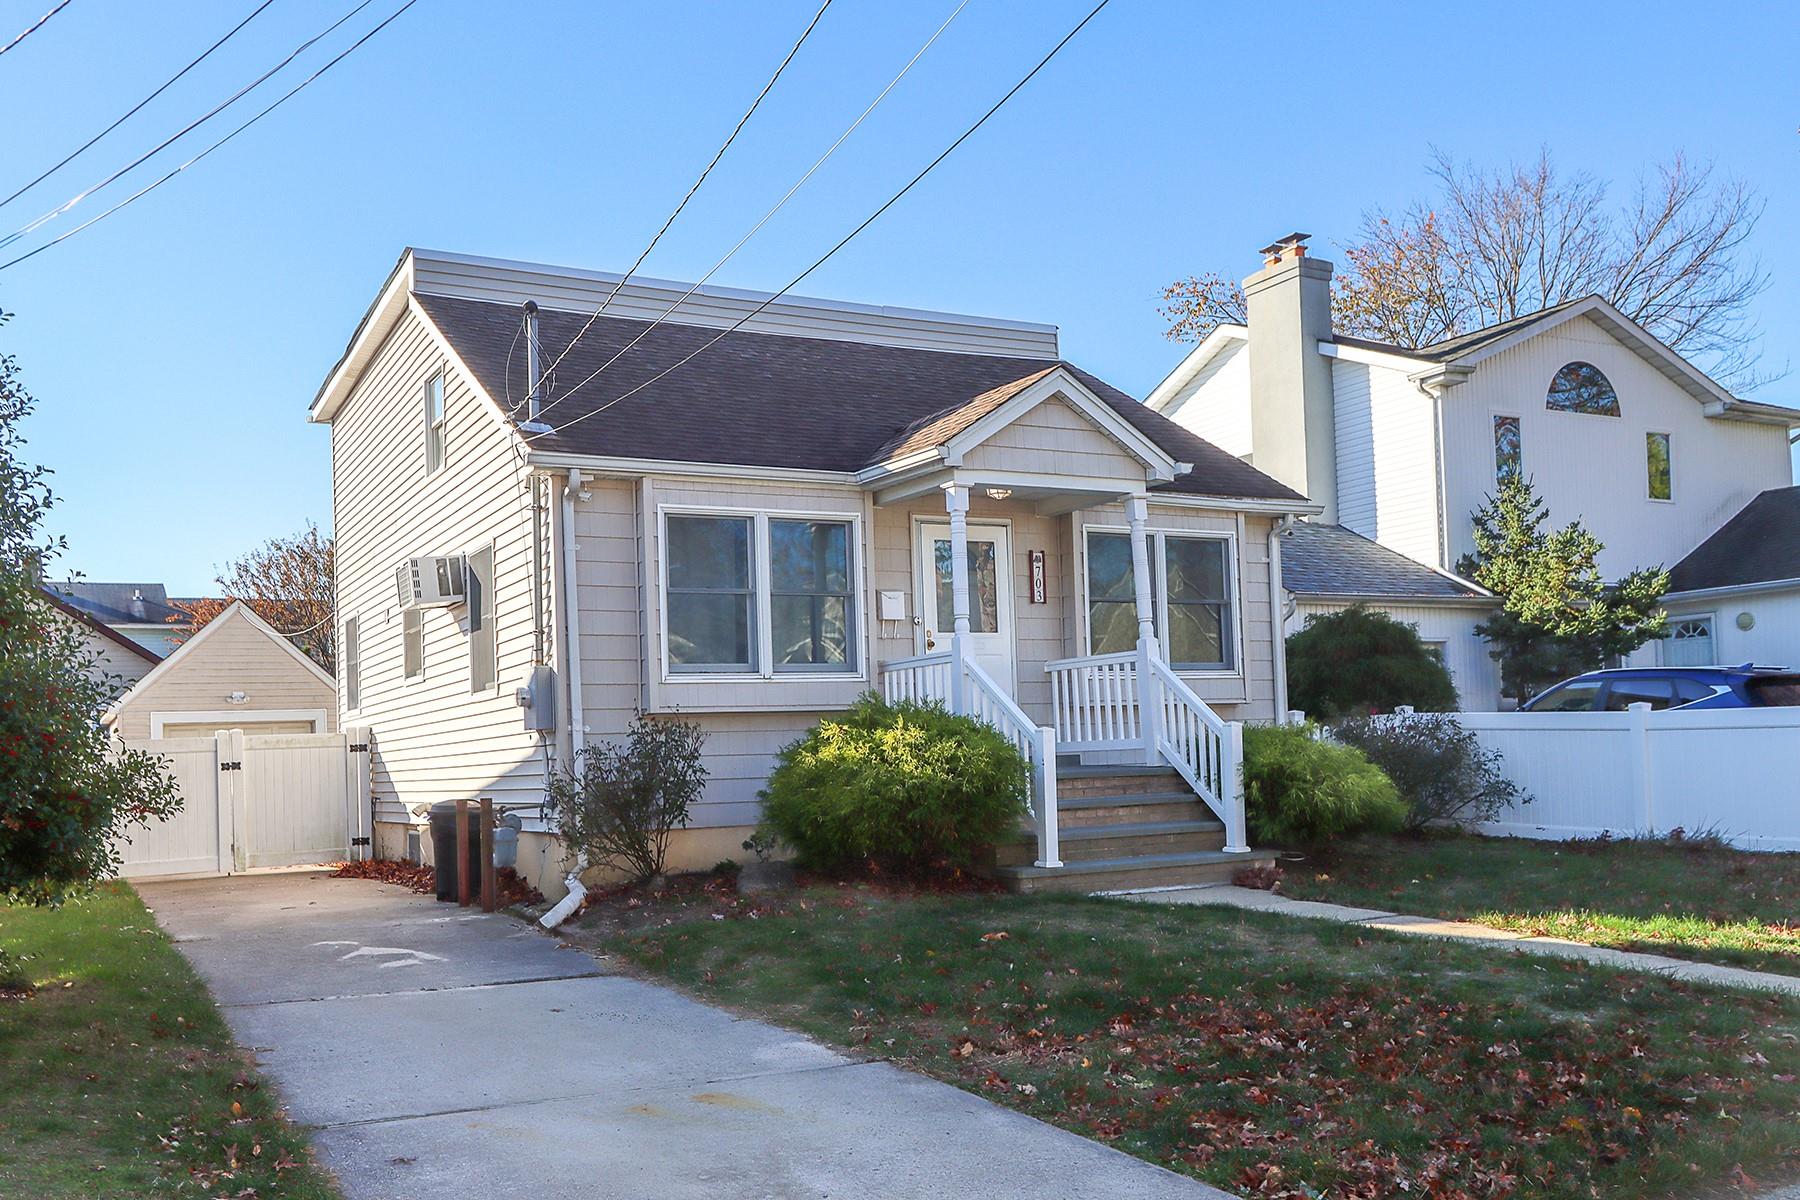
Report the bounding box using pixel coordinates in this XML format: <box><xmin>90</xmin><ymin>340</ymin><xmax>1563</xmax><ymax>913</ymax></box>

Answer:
<box><xmin>3</xmin><ymin>0</ymin><xmax>1796</xmax><ymax>593</ymax></box>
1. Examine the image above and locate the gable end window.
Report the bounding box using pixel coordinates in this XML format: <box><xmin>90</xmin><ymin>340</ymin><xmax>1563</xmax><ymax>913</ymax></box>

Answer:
<box><xmin>1085</xmin><ymin>530</ymin><xmax>1235</xmax><ymax>671</ymax></box>
<box><xmin>1546</xmin><ymin>361</ymin><xmax>1620</xmax><ymax>416</ymax></box>
<box><xmin>423</xmin><ymin>372</ymin><xmax>447</xmax><ymax>474</ymax></box>
<box><xmin>1646</xmin><ymin>432</ymin><xmax>1672</xmax><ymax>501</ymax></box>
<box><xmin>1493</xmin><ymin>415</ymin><xmax>1522</xmax><ymax>484</ymax></box>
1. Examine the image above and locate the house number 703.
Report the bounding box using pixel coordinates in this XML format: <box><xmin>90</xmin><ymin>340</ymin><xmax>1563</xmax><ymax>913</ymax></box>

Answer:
<box><xmin>1029</xmin><ymin>549</ymin><xmax>1046</xmax><ymax>605</ymax></box>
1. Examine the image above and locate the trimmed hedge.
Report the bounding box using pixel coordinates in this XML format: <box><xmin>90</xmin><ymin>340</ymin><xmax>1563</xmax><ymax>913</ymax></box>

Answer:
<box><xmin>758</xmin><ymin>694</ymin><xmax>1028</xmax><ymax>873</ymax></box>
<box><xmin>1242</xmin><ymin>724</ymin><xmax>1405</xmax><ymax>845</ymax></box>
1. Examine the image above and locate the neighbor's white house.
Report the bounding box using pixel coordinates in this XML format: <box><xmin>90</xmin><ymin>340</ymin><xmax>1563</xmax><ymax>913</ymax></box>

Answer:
<box><xmin>1148</xmin><ymin>234</ymin><xmax>1800</xmax><ymax>709</ymax></box>
<box><xmin>310</xmin><ymin>250</ymin><xmax>1320</xmax><ymax>896</ymax></box>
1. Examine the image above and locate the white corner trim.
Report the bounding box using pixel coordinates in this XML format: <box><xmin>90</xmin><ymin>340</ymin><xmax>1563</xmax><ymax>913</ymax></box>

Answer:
<box><xmin>1145</xmin><ymin>325</ymin><xmax>1248</xmax><ymax>412</ymax></box>
<box><xmin>149</xmin><ymin>709</ymin><xmax>328</xmax><ymax>738</ymax></box>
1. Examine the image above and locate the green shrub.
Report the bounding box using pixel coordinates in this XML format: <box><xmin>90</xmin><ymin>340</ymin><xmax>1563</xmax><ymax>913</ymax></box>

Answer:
<box><xmin>547</xmin><ymin>710</ymin><xmax>708</xmax><ymax>884</ymax></box>
<box><xmin>1333</xmin><ymin>713</ymin><xmax>1527</xmax><ymax>832</ymax></box>
<box><xmin>758</xmin><ymin>694</ymin><xmax>1028</xmax><ymax>873</ymax></box>
<box><xmin>1286</xmin><ymin>604</ymin><xmax>1459</xmax><ymax>720</ymax></box>
<box><xmin>1242</xmin><ymin>724</ymin><xmax>1405</xmax><ymax>845</ymax></box>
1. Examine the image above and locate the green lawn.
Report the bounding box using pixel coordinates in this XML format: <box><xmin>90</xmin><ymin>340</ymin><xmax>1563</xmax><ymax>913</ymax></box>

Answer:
<box><xmin>0</xmin><ymin>883</ymin><xmax>341</xmax><ymax>1198</ymax></box>
<box><xmin>1281</xmin><ymin>834</ymin><xmax>1800</xmax><ymax>976</ymax></box>
<box><xmin>573</xmin><ymin>881</ymin><xmax>1800</xmax><ymax>1200</ymax></box>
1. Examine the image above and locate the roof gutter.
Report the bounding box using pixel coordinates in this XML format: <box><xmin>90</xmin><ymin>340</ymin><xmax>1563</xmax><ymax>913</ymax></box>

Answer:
<box><xmin>1662</xmin><ymin>576</ymin><xmax>1800</xmax><ymax>602</ymax></box>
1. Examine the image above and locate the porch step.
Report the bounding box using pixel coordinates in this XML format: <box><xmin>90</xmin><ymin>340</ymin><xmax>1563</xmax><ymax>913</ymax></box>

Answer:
<box><xmin>1056</xmin><ymin>766</ymin><xmax>1188</xmax><ymax>800</ymax></box>
<box><xmin>993</xmin><ymin>849</ymin><xmax>1276</xmax><ymax>895</ymax></box>
<box><xmin>990</xmin><ymin>819</ymin><xmax>1225</xmax><ymax>867</ymax></box>
<box><xmin>1056</xmin><ymin>791</ymin><xmax>1214</xmax><ymax>828</ymax></box>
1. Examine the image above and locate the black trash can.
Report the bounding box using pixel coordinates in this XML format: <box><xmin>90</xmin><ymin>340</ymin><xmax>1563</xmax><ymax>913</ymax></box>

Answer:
<box><xmin>427</xmin><ymin>801</ymin><xmax>485</xmax><ymax>902</ymax></box>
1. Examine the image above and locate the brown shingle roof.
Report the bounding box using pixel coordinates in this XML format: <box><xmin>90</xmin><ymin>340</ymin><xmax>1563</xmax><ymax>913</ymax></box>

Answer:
<box><xmin>417</xmin><ymin>293</ymin><xmax>1306</xmax><ymax>503</ymax></box>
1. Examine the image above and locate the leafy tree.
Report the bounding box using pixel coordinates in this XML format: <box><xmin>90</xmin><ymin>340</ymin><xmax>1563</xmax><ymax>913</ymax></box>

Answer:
<box><xmin>1458</xmin><ymin>477</ymin><xmax>1668</xmax><ymax>703</ymax></box>
<box><xmin>1286</xmin><ymin>604</ymin><xmax>1459</xmax><ymax>720</ymax></box>
<box><xmin>173</xmin><ymin>524</ymin><xmax>335</xmax><ymax>671</ymax></box>
<box><xmin>0</xmin><ymin>313</ymin><xmax>179</xmax><ymax>908</ymax></box>
<box><xmin>1161</xmin><ymin>149</ymin><xmax>1770</xmax><ymax>389</ymax></box>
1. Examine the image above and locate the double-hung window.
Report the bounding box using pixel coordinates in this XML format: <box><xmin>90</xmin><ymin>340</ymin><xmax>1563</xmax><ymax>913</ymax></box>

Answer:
<box><xmin>664</xmin><ymin>511</ymin><xmax>858</xmax><ymax>677</ymax></box>
<box><xmin>423</xmin><ymin>372</ymin><xmax>446</xmax><ymax>475</ymax></box>
<box><xmin>1085</xmin><ymin>530</ymin><xmax>1234</xmax><ymax>671</ymax></box>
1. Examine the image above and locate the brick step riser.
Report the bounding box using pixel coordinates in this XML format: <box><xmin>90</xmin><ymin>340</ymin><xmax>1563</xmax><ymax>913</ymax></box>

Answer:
<box><xmin>1057</xmin><ymin>800</ymin><xmax>1211</xmax><ymax>828</ymax></box>
<box><xmin>1057</xmin><ymin>775</ymin><xmax>1186</xmax><ymax>800</ymax></box>
<box><xmin>991</xmin><ymin>829</ymin><xmax>1227</xmax><ymax>867</ymax></box>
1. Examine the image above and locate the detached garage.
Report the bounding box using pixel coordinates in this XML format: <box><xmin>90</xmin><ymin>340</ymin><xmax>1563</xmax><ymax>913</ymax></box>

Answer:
<box><xmin>103</xmin><ymin>601</ymin><xmax>337</xmax><ymax>738</ymax></box>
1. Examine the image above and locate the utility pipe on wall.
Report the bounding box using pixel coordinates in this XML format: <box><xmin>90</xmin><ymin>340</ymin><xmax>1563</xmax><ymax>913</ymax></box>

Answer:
<box><xmin>541</xmin><ymin>467</ymin><xmax>590</xmax><ymax>928</ymax></box>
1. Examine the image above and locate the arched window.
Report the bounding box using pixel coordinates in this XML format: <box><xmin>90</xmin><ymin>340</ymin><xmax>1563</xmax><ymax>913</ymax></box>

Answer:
<box><xmin>1546</xmin><ymin>361</ymin><xmax>1620</xmax><ymax>416</ymax></box>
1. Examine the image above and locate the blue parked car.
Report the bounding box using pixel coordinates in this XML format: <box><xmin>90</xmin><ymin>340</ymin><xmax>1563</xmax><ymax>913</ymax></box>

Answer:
<box><xmin>1520</xmin><ymin>664</ymin><xmax>1800</xmax><ymax>712</ymax></box>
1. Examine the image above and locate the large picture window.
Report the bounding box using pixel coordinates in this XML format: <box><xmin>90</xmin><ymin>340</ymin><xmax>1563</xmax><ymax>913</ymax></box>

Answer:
<box><xmin>1085</xmin><ymin>530</ymin><xmax>1235</xmax><ymax>671</ymax></box>
<box><xmin>666</xmin><ymin>515</ymin><xmax>754</xmax><ymax>672</ymax></box>
<box><xmin>663</xmin><ymin>510</ymin><xmax>860</xmax><ymax>677</ymax></box>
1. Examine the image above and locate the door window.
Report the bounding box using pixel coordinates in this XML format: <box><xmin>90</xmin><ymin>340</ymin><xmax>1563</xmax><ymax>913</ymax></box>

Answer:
<box><xmin>1664</xmin><ymin>616</ymin><xmax>1714</xmax><ymax>666</ymax></box>
<box><xmin>932</xmin><ymin>538</ymin><xmax>998</xmax><ymax>633</ymax></box>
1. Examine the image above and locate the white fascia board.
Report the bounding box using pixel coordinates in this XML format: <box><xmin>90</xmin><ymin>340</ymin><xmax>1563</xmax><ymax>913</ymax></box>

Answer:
<box><xmin>1146</xmin><ymin>492</ymin><xmax>1325</xmax><ymax>517</ymax></box>
<box><xmin>1318</xmin><ymin>340</ymin><xmax>1432</xmax><ymax>371</ymax></box>
<box><xmin>310</xmin><ymin>250</ymin><xmax>416</xmax><ymax>423</ymax></box>
<box><xmin>526</xmin><ymin>450</ymin><xmax>861</xmax><ymax>486</ymax></box>
<box><xmin>1290</xmin><ymin>590</ymin><xmax>1498</xmax><ymax>607</ymax></box>
<box><xmin>941</xmin><ymin>367</ymin><xmax>1180</xmax><ymax>479</ymax></box>
<box><xmin>1662</xmin><ymin>576</ymin><xmax>1800</xmax><ymax>602</ymax></box>
<box><xmin>1145</xmin><ymin>325</ymin><xmax>1247</xmax><ymax>412</ymax></box>
<box><xmin>1701</xmin><ymin>398</ymin><xmax>1800</xmax><ymax>427</ymax></box>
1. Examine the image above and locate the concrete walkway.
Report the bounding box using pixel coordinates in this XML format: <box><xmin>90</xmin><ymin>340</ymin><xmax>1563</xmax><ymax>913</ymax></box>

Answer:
<box><xmin>140</xmin><ymin>872</ymin><xmax>1228</xmax><ymax>1200</ymax></box>
<box><xmin>1117</xmin><ymin>884</ymin><xmax>1800</xmax><ymax>996</ymax></box>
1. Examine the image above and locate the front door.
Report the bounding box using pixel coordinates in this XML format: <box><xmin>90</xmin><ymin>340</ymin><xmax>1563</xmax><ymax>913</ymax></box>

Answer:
<box><xmin>917</xmin><ymin>522</ymin><xmax>1015</xmax><ymax>692</ymax></box>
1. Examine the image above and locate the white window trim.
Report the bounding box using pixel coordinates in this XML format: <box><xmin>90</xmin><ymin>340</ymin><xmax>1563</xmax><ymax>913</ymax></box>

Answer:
<box><xmin>149</xmin><ymin>709</ymin><xmax>327</xmax><ymax>738</ymax></box>
<box><xmin>1645</xmin><ymin>430</ymin><xmax>1674</xmax><ymax>503</ymax></box>
<box><xmin>423</xmin><ymin>370</ymin><xmax>447</xmax><ymax>476</ymax></box>
<box><xmin>1079</xmin><ymin>523</ymin><xmax>1243</xmax><ymax>677</ymax></box>
<box><xmin>656</xmin><ymin>502</ymin><xmax>868</xmax><ymax>685</ymax></box>
<box><xmin>465</xmin><ymin>539</ymin><xmax>501</xmax><ymax>695</ymax></box>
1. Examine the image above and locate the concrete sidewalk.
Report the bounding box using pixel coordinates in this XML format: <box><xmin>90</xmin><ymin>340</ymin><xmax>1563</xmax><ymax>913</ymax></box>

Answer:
<box><xmin>141</xmin><ymin>872</ymin><xmax>1227</xmax><ymax>1200</ymax></box>
<box><xmin>1116</xmin><ymin>884</ymin><xmax>1800</xmax><ymax>996</ymax></box>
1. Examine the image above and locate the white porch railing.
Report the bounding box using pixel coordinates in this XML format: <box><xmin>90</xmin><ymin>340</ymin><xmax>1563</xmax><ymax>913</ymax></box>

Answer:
<box><xmin>879</xmin><ymin>651</ymin><xmax>1061</xmax><ymax>869</ymax></box>
<box><xmin>1045</xmin><ymin>645</ymin><xmax>1248</xmax><ymax>854</ymax></box>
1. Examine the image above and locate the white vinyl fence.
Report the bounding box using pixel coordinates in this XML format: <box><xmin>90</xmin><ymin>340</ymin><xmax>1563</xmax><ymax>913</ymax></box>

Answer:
<box><xmin>1391</xmin><ymin>706</ymin><xmax>1800</xmax><ymax>852</ymax></box>
<box><xmin>113</xmin><ymin>727</ymin><xmax>372</xmax><ymax>879</ymax></box>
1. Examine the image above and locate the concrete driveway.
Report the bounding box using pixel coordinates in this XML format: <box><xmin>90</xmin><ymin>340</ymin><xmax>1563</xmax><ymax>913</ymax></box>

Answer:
<box><xmin>140</xmin><ymin>872</ymin><xmax>1228</xmax><ymax>1199</ymax></box>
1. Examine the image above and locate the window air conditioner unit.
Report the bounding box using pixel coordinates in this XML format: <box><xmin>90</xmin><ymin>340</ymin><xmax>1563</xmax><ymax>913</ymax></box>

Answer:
<box><xmin>396</xmin><ymin>555</ymin><xmax>466</xmax><ymax>608</ymax></box>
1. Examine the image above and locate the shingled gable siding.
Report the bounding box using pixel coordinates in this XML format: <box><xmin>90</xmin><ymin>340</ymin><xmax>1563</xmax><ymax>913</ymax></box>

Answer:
<box><xmin>959</xmin><ymin>396</ymin><xmax>1146</xmax><ymax>480</ymax></box>
<box><xmin>329</xmin><ymin>306</ymin><xmax>546</xmax><ymax>831</ymax></box>
<box><xmin>107</xmin><ymin>607</ymin><xmax>336</xmax><ymax>738</ymax></box>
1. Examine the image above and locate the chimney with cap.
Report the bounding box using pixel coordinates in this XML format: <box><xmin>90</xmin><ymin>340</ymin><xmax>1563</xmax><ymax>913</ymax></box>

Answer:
<box><xmin>1243</xmin><ymin>233</ymin><xmax>1337</xmax><ymax>521</ymax></box>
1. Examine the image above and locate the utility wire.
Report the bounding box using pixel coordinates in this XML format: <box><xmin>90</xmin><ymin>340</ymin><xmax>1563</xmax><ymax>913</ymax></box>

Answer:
<box><xmin>526</xmin><ymin>0</ymin><xmax>1111</xmax><ymax>443</ymax></box>
<box><xmin>530</xmin><ymin>0</ymin><xmax>970</xmax><ymax>425</ymax></box>
<box><xmin>1</xmin><ymin>0</ymin><xmax>278</xmax><ymax>211</ymax></box>
<box><xmin>529</xmin><ymin>0</ymin><xmax>834</xmax><ymax>394</ymax></box>
<box><xmin>0</xmin><ymin>0</ymin><xmax>73</xmax><ymax>58</ymax></box>
<box><xmin>0</xmin><ymin>0</ymin><xmax>420</xmax><ymax>272</ymax></box>
<box><xmin>2</xmin><ymin>0</ymin><xmax>378</xmax><ymax>250</ymax></box>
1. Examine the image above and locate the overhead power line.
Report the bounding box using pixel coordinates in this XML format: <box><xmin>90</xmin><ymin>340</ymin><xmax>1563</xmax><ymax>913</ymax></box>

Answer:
<box><xmin>530</xmin><ymin>0</ymin><xmax>971</xmax><ymax>425</ymax></box>
<box><xmin>0</xmin><ymin>0</ymin><xmax>74</xmax><ymax>58</ymax></box>
<box><xmin>0</xmin><ymin>0</ymin><xmax>421</xmax><ymax>272</ymax></box>
<box><xmin>1</xmin><ymin>0</ymin><xmax>279</xmax><ymax>211</ymax></box>
<box><xmin>2</xmin><ymin>0</ymin><xmax>379</xmax><ymax>250</ymax></box>
<box><xmin>529</xmin><ymin>0</ymin><xmax>835</xmax><ymax>395</ymax></box>
<box><xmin>525</xmin><ymin>0</ymin><xmax>1112</xmax><ymax>444</ymax></box>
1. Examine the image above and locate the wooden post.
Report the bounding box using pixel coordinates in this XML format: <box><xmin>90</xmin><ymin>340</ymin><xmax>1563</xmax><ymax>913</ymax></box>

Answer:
<box><xmin>455</xmin><ymin>799</ymin><xmax>471</xmax><ymax>906</ymax></box>
<box><xmin>945</xmin><ymin>483</ymin><xmax>971</xmax><ymax>715</ymax></box>
<box><xmin>479</xmin><ymin>797</ymin><xmax>497</xmax><ymax>912</ymax></box>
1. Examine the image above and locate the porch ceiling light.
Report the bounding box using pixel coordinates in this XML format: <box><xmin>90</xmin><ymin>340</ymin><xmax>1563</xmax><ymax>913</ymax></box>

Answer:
<box><xmin>985</xmin><ymin>487</ymin><xmax>1013</xmax><ymax>501</ymax></box>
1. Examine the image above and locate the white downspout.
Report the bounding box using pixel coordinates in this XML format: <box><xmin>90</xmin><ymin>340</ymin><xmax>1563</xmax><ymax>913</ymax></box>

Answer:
<box><xmin>1268</xmin><ymin>515</ymin><xmax>1295</xmax><ymax>723</ymax></box>
<box><xmin>542</xmin><ymin>467</ymin><xmax>589</xmax><ymax>928</ymax></box>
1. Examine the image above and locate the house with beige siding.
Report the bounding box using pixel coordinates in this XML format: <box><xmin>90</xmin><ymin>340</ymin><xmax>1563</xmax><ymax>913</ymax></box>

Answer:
<box><xmin>102</xmin><ymin>601</ymin><xmax>338</xmax><ymax>738</ymax></box>
<box><xmin>310</xmin><ymin>250</ymin><xmax>1320</xmax><ymax>896</ymax></box>
<box><xmin>41</xmin><ymin>586</ymin><xmax>162</xmax><ymax>702</ymax></box>
<box><xmin>1151</xmin><ymin>234</ymin><xmax>1800</xmax><ymax>710</ymax></box>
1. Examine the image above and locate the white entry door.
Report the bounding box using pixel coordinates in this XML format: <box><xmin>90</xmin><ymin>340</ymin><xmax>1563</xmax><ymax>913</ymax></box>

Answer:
<box><xmin>917</xmin><ymin>522</ymin><xmax>1015</xmax><ymax>692</ymax></box>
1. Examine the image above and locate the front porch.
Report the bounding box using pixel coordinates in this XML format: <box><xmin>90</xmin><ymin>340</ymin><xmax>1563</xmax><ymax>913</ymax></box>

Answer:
<box><xmin>873</xmin><ymin>476</ymin><xmax>1262</xmax><ymax>888</ymax></box>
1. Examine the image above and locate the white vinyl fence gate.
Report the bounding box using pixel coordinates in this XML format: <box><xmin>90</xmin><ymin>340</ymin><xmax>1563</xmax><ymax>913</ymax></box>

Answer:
<box><xmin>113</xmin><ymin>727</ymin><xmax>372</xmax><ymax>879</ymax></box>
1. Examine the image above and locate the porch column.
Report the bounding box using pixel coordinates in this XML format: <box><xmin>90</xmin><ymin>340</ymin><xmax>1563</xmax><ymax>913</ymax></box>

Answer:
<box><xmin>945</xmin><ymin>483</ymin><xmax>971</xmax><ymax>713</ymax></box>
<box><xmin>1127</xmin><ymin>495</ymin><xmax>1162</xmax><ymax>764</ymax></box>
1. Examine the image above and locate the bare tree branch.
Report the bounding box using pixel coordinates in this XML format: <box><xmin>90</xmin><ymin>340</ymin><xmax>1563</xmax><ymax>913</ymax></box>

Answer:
<box><xmin>171</xmin><ymin>524</ymin><xmax>335</xmax><ymax>671</ymax></box>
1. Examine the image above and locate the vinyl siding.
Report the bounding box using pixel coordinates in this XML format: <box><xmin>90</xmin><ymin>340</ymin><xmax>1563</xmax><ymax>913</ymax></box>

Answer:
<box><xmin>1155</xmin><ymin>340</ymin><xmax>1253</xmax><ymax>460</ymax></box>
<box><xmin>71</xmin><ymin>620</ymin><xmax>155</xmax><ymax>701</ymax></box>
<box><xmin>1288</xmin><ymin>599</ymin><xmax>1503</xmax><ymax>713</ymax></box>
<box><xmin>1646</xmin><ymin>588</ymin><xmax>1800</xmax><ymax>671</ymax></box>
<box><xmin>107</xmin><ymin>607</ymin><xmax>337</xmax><ymax>738</ymax></box>
<box><xmin>329</xmin><ymin>302</ymin><xmax>546</xmax><ymax>826</ymax></box>
<box><xmin>960</xmin><ymin>397</ymin><xmax>1144</xmax><ymax>479</ymax></box>
<box><xmin>1331</xmin><ymin>359</ymin><xmax>1442</xmax><ymax>567</ymax></box>
<box><xmin>1439</xmin><ymin>315</ymin><xmax>1793</xmax><ymax>578</ymax></box>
